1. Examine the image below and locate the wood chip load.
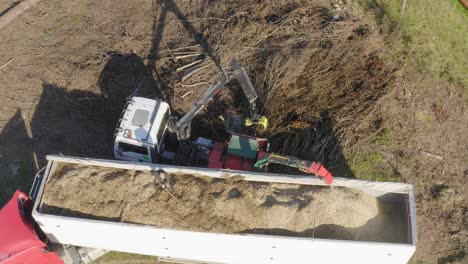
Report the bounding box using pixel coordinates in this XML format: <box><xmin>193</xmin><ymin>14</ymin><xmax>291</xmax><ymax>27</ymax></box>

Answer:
<box><xmin>41</xmin><ymin>164</ymin><xmax>407</xmax><ymax>243</ymax></box>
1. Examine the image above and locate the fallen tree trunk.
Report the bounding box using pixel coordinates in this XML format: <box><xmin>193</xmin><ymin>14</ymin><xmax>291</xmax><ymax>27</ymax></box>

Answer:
<box><xmin>0</xmin><ymin>0</ymin><xmax>42</xmax><ymax>31</ymax></box>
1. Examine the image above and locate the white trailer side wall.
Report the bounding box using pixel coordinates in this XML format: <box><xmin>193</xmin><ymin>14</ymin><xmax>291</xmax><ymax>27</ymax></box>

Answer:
<box><xmin>32</xmin><ymin>155</ymin><xmax>417</xmax><ymax>264</ymax></box>
<box><xmin>35</xmin><ymin>214</ymin><xmax>415</xmax><ymax>264</ymax></box>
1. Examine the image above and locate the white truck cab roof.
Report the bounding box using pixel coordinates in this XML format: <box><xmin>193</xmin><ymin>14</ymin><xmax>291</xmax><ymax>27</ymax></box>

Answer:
<box><xmin>114</xmin><ymin>97</ymin><xmax>170</xmax><ymax>149</ymax></box>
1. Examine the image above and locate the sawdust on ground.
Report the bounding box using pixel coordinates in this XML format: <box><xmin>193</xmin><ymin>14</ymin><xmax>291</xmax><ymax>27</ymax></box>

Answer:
<box><xmin>41</xmin><ymin>164</ymin><xmax>404</xmax><ymax>242</ymax></box>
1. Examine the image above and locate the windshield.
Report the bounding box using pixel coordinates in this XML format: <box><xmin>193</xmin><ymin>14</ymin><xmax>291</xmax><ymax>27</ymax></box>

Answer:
<box><xmin>118</xmin><ymin>142</ymin><xmax>148</xmax><ymax>155</ymax></box>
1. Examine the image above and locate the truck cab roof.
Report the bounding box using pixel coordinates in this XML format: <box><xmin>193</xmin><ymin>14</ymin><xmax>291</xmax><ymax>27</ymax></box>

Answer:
<box><xmin>114</xmin><ymin>97</ymin><xmax>170</xmax><ymax>148</ymax></box>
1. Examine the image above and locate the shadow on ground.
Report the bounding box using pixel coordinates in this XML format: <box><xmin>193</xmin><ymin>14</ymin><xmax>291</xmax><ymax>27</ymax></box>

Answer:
<box><xmin>0</xmin><ymin>68</ymin><xmax>138</xmax><ymax>205</ymax></box>
<box><xmin>0</xmin><ymin>109</ymin><xmax>35</xmax><ymax>205</ymax></box>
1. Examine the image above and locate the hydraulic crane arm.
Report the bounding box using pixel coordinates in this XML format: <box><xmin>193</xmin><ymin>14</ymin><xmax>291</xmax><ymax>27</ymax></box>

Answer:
<box><xmin>254</xmin><ymin>153</ymin><xmax>334</xmax><ymax>185</ymax></box>
<box><xmin>168</xmin><ymin>58</ymin><xmax>266</xmax><ymax>140</ymax></box>
<box><xmin>229</xmin><ymin>58</ymin><xmax>258</xmax><ymax>113</ymax></box>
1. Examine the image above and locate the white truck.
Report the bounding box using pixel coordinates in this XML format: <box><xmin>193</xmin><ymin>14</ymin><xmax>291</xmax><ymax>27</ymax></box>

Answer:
<box><xmin>1</xmin><ymin>154</ymin><xmax>417</xmax><ymax>264</ymax></box>
<box><xmin>113</xmin><ymin>96</ymin><xmax>171</xmax><ymax>163</ymax></box>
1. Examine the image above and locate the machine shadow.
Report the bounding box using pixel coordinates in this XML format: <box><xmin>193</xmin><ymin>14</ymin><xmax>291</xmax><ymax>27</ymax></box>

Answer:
<box><xmin>149</xmin><ymin>0</ymin><xmax>221</xmax><ymax>66</ymax></box>
<box><xmin>0</xmin><ymin>109</ymin><xmax>35</xmax><ymax>206</ymax></box>
<box><xmin>147</xmin><ymin>0</ymin><xmax>223</xmax><ymax>112</ymax></box>
<box><xmin>99</xmin><ymin>52</ymin><xmax>159</xmax><ymax>100</ymax></box>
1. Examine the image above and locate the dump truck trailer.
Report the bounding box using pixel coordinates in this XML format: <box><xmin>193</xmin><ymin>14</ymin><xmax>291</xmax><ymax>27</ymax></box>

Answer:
<box><xmin>23</xmin><ymin>154</ymin><xmax>417</xmax><ymax>264</ymax></box>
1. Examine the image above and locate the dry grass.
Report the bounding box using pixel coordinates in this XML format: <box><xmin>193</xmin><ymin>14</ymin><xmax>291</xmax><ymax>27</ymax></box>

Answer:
<box><xmin>93</xmin><ymin>252</ymin><xmax>157</xmax><ymax>264</ymax></box>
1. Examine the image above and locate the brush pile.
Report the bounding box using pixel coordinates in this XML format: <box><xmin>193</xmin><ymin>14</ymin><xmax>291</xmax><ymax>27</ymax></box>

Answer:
<box><xmin>147</xmin><ymin>0</ymin><xmax>392</xmax><ymax>170</ymax></box>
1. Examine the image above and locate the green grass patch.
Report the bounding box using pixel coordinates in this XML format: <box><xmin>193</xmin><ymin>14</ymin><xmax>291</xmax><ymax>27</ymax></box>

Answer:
<box><xmin>363</xmin><ymin>0</ymin><xmax>468</xmax><ymax>88</ymax></box>
<box><xmin>452</xmin><ymin>0</ymin><xmax>468</xmax><ymax>18</ymax></box>
<box><xmin>344</xmin><ymin>128</ymin><xmax>396</xmax><ymax>181</ymax></box>
<box><xmin>94</xmin><ymin>252</ymin><xmax>158</xmax><ymax>263</ymax></box>
<box><xmin>416</xmin><ymin>111</ymin><xmax>433</xmax><ymax>122</ymax></box>
<box><xmin>373</xmin><ymin>128</ymin><xmax>394</xmax><ymax>146</ymax></box>
<box><xmin>349</xmin><ymin>150</ymin><xmax>394</xmax><ymax>182</ymax></box>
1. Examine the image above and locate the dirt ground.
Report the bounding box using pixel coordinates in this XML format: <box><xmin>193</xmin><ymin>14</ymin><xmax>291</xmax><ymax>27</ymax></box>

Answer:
<box><xmin>0</xmin><ymin>0</ymin><xmax>466</xmax><ymax>263</ymax></box>
<box><xmin>41</xmin><ymin>163</ymin><xmax>408</xmax><ymax>243</ymax></box>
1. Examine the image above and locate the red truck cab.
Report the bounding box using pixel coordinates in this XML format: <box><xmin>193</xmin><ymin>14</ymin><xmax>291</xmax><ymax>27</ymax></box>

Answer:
<box><xmin>0</xmin><ymin>190</ymin><xmax>63</xmax><ymax>264</ymax></box>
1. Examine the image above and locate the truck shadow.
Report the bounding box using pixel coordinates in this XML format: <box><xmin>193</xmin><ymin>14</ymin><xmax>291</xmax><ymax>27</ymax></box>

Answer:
<box><xmin>0</xmin><ymin>79</ymin><xmax>132</xmax><ymax>206</ymax></box>
<box><xmin>31</xmin><ymin>52</ymin><xmax>157</xmax><ymax>165</ymax></box>
<box><xmin>29</xmin><ymin>82</ymin><xmax>117</xmax><ymax>164</ymax></box>
<box><xmin>0</xmin><ymin>109</ymin><xmax>35</xmax><ymax>205</ymax></box>
<box><xmin>1</xmin><ymin>53</ymin><xmax>150</xmax><ymax>205</ymax></box>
